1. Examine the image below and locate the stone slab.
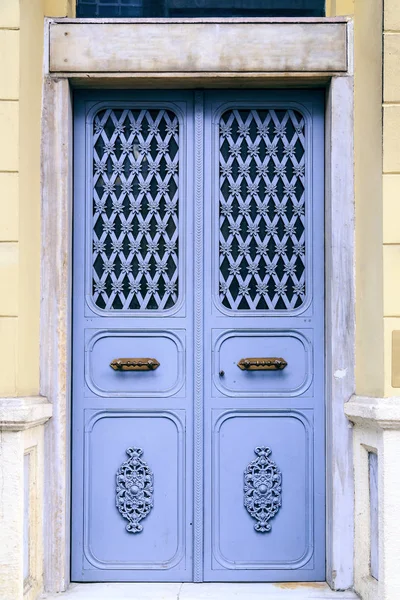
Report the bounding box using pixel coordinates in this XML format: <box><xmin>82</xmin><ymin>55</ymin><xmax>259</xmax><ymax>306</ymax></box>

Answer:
<box><xmin>0</xmin><ymin>396</ymin><xmax>52</xmax><ymax>431</ymax></box>
<box><xmin>41</xmin><ymin>582</ymin><xmax>358</xmax><ymax>600</ymax></box>
<box><xmin>345</xmin><ymin>395</ymin><xmax>400</xmax><ymax>428</ymax></box>
<box><xmin>49</xmin><ymin>21</ymin><xmax>348</xmax><ymax>74</ymax></box>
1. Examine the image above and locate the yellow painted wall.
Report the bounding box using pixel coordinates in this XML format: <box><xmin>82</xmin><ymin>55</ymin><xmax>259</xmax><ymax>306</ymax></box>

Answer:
<box><xmin>327</xmin><ymin>0</ymin><xmax>354</xmax><ymax>16</ymax></box>
<box><xmin>332</xmin><ymin>0</ymin><xmax>385</xmax><ymax>396</ymax></box>
<box><xmin>0</xmin><ymin>0</ymin><xmax>20</xmax><ymax>395</ymax></box>
<box><xmin>383</xmin><ymin>0</ymin><xmax>400</xmax><ymax>395</ymax></box>
<box><xmin>333</xmin><ymin>0</ymin><xmax>400</xmax><ymax>399</ymax></box>
<box><xmin>332</xmin><ymin>0</ymin><xmax>400</xmax><ymax>399</ymax></box>
<box><xmin>0</xmin><ymin>0</ymin><xmax>73</xmax><ymax>397</ymax></box>
<box><xmin>353</xmin><ymin>0</ymin><xmax>384</xmax><ymax>396</ymax></box>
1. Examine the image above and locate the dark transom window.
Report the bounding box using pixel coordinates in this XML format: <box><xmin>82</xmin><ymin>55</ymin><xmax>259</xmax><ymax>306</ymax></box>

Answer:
<box><xmin>76</xmin><ymin>0</ymin><xmax>325</xmax><ymax>19</ymax></box>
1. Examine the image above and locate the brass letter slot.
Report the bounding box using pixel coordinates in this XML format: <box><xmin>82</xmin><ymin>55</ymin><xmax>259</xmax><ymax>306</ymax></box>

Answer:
<box><xmin>110</xmin><ymin>358</ymin><xmax>160</xmax><ymax>372</ymax></box>
<box><xmin>237</xmin><ymin>358</ymin><xmax>287</xmax><ymax>371</ymax></box>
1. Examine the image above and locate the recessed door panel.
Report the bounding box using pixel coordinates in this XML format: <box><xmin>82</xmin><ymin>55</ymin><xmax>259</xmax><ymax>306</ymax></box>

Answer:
<box><xmin>86</xmin><ymin>330</ymin><xmax>184</xmax><ymax>397</ymax></box>
<box><xmin>83</xmin><ymin>411</ymin><xmax>185</xmax><ymax>570</ymax></box>
<box><xmin>213</xmin><ymin>329</ymin><xmax>312</xmax><ymax>396</ymax></box>
<box><xmin>211</xmin><ymin>410</ymin><xmax>313</xmax><ymax>569</ymax></box>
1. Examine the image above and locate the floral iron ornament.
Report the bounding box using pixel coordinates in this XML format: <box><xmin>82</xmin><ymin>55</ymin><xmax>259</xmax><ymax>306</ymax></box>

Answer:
<box><xmin>244</xmin><ymin>446</ymin><xmax>282</xmax><ymax>533</ymax></box>
<box><xmin>116</xmin><ymin>447</ymin><xmax>154</xmax><ymax>533</ymax></box>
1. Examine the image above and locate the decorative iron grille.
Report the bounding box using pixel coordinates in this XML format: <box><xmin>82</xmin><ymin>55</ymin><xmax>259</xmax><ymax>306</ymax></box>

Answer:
<box><xmin>91</xmin><ymin>108</ymin><xmax>180</xmax><ymax>311</ymax></box>
<box><xmin>218</xmin><ymin>108</ymin><xmax>307</xmax><ymax>311</ymax></box>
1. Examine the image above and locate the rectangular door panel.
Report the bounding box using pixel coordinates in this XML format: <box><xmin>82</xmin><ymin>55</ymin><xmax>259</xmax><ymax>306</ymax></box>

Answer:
<box><xmin>211</xmin><ymin>410</ymin><xmax>314</xmax><ymax>570</ymax></box>
<box><xmin>213</xmin><ymin>329</ymin><xmax>313</xmax><ymax>397</ymax></box>
<box><xmin>85</xmin><ymin>329</ymin><xmax>185</xmax><ymax>397</ymax></box>
<box><xmin>83</xmin><ymin>410</ymin><xmax>186</xmax><ymax>570</ymax></box>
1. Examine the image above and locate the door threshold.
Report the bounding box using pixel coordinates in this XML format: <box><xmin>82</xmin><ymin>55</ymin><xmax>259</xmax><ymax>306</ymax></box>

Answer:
<box><xmin>41</xmin><ymin>582</ymin><xmax>358</xmax><ymax>599</ymax></box>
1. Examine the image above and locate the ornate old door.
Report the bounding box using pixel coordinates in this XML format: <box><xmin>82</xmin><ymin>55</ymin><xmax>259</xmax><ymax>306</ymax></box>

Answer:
<box><xmin>71</xmin><ymin>90</ymin><xmax>325</xmax><ymax>582</ymax></box>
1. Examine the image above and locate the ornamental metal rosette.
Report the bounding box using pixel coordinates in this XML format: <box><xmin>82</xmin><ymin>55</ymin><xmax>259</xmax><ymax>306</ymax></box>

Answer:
<box><xmin>116</xmin><ymin>446</ymin><xmax>154</xmax><ymax>533</ymax></box>
<box><xmin>244</xmin><ymin>446</ymin><xmax>282</xmax><ymax>533</ymax></box>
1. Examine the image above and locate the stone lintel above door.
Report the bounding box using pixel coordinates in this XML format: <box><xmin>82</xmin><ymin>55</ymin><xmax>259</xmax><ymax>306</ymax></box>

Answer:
<box><xmin>47</xmin><ymin>17</ymin><xmax>351</xmax><ymax>82</ymax></box>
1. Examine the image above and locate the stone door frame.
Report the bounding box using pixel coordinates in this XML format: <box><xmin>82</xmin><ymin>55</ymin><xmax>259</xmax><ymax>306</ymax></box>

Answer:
<box><xmin>40</xmin><ymin>16</ymin><xmax>355</xmax><ymax>593</ymax></box>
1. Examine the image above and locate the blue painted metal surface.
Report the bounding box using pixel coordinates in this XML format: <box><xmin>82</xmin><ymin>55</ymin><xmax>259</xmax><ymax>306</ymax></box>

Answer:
<box><xmin>71</xmin><ymin>90</ymin><xmax>325</xmax><ymax>583</ymax></box>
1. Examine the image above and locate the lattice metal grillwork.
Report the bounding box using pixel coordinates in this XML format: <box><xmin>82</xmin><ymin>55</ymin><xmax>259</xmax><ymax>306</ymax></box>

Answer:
<box><xmin>91</xmin><ymin>108</ymin><xmax>180</xmax><ymax>311</ymax></box>
<box><xmin>218</xmin><ymin>108</ymin><xmax>307</xmax><ymax>311</ymax></box>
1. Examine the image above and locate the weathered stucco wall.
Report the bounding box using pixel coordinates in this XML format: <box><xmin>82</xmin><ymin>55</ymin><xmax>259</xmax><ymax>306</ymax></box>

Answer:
<box><xmin>0</xmin><ymin>1</ymin><xmax>20</xmax><ymax>396</ymax></box>
<box><xmin>0</xmin><ymin>0</ymin><xmax>73</xmax><ymax>398</ymax></box>
<box><xmin>0</xmin><ymin>2</ymin><xmax>71</xmax><ymax>599</ymax></box>
<box><xmin>329</xmin><ymin>0</ymin><xmax>385</xmax><ymax>399</ymax></box>
<box><xmin>383</xmin><ymin>0</ymin><xmax>400</xmax><ymax>396</ymax></box>
<box><xmin>333</xmin><ymin>0</ymin><xmax>400</xmax><ymax>400</ymax></box>
<box><xmin>345</xmin><ymin>2</ymin><xmax>400</xmax><ymax>598</ymax></box>
<box><xmin>353</xmin><ymin>0</ymin><xmax>384</xmax><ymax>397</ymax></box>
<box><xmin>327</xmin><ymin>0</ymin><xmax>354</xmax><ymax>17</ymax></box>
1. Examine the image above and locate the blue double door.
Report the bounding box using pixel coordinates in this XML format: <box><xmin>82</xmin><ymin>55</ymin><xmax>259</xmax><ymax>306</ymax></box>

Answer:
<box><xmin>71</xmin><ymin>90</ymin><xmax>325</xmax><ymax>582</ymax></box>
